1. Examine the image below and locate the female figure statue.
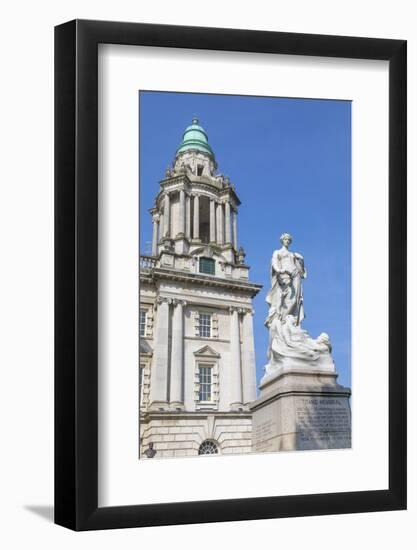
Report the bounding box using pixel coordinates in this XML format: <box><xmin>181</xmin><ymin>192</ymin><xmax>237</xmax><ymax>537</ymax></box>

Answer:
<box><xmin>265</xmin><ymin>233</ymin><xmax>306</xmax><ymax>327</ymax></box>
<box><xmin>263</xmin><ymin>233</ymin><xmax>333</xmax><ymax>377</ymax></box>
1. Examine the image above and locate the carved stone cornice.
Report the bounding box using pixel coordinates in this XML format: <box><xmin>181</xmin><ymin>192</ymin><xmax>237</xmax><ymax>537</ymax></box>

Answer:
<box><xmin>154</xmin><ymin>171</ymin><xmax>241</xmax><ymax>209</ymax></box>
<box><xmin>151</xmin><ymin>267</ymin><xmax>262</xmax><ymax>297</ymax></box>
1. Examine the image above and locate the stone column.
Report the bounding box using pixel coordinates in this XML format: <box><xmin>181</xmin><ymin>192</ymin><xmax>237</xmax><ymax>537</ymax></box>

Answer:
<box><xmin>216</xmin><ymin>203</ymin><xmax>224</xmax><ymax>245</ymax></box>
<box><xmin>186</xmin><ymin>195</ymin><xmax>191</xmax><ymax>238</ymax></box>
<box><xmin>229</xmin><ymin>307</ymin><xmax>243</xmax><ymax>409</ymax></box>
<box><xmin>219</xmin><ymin>203</ymin><xmax>224</xmax><ymax>245</ymax></box>
<box><xmin>149</xmin><ymin>297</ymin><xmax>170</xmax><ymax>408</ymax></box>
<box><xmin>225</xmin><ymin>202</ymin><xmax>231</xmax><ymax>244</ymax></box>
<box><xmin>210</xmin><ymin>199</ymin><xmax>216</xmax><ymax>243</ymax></box>
<box><xmin>232</xmin><ymin>209</ymin><xmax>238</xmax><ymax>249</ymax></box>
<box><xmin>241</xmin><ymin>309</ymin><xmax>257</xmax><ymax>404</ymax></box>
<box><xmin>159</xmin><ymin>212</ymin><xmax>164</xmax><ymax>242</ymax></box>
<box><xmin>193</xmin><ymin>195</ymin><xmax>200</xmax><ymax>239</ymax></box>
<box><xmin>151</xmin><ymin>214</ymin><xmax>159</xmax><ymax>256</ymax></box>
<box><xmin>170</xmin><ymin>299</ymin><xmax>186</xmax><ymax>408</ymax></box>
<box><xmin>179</xmin><ymin>189</ymin><xmax>185</xmax><ymax>236</ymax></box>
<box><xmin>163</xmin><ymin>193</ymin><xmax>170</xmax><ymax>237</ymax></box>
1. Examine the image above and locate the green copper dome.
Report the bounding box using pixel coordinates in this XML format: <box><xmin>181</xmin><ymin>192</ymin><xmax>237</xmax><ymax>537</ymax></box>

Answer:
<box><xmin>176</xmin><ymin>117</ymin><xmax>215</xmax><ymax>158</ymax></box>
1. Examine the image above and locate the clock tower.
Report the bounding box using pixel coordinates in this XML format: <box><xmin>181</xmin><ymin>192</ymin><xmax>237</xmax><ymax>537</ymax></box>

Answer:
<box><xmin>139</xmin><ymin>118</ymin><xmax>262</xmax><ymax>458</ymax></box>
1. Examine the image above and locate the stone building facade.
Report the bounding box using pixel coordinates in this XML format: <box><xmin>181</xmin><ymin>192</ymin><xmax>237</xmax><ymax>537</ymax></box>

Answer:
<box><xmin>139</xmin><ymin>118</ymin><xmax>262</xmax><ymax>458</ymax></box>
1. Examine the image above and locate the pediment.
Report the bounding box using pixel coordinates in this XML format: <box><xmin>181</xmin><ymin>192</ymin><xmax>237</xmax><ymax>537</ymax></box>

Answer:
<box><xmin>193</xmin><ymin>345</ymin><xmax>220</xmax><ymax>358</ymax></box>
<box><xmin>190</xmin><ymin>245</ymin><xmax>226</xmax><ymax>262</ymax></box>
<box><xmin>190</xmin><ymin>245</ymin><xmax>212</xmax><ymax>257</ymax></box>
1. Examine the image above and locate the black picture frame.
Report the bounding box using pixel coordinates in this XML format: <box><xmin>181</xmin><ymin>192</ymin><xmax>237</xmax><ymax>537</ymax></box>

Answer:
<box><xmin>55</xmin><ymin>19</ymin><xmax>407</xmax><ymax>531</ymax></box>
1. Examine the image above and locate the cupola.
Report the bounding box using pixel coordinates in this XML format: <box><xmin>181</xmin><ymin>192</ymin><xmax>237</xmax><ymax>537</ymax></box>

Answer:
<box><xmin>176</xmin><ymin>117</ymin><xmax>215</xmax><ymax>159</ymax></box>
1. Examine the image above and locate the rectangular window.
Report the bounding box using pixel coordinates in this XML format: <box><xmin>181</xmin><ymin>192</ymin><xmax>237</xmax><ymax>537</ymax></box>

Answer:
<box><xmin>198</xmin><ymin>365</ymin><xmax>212</xmax><ymax>401</ymax></box>
<box><xmin>139</xmin><ymin>309</ymin><xmax>147</xmax><ymax>337</ymax></box>
<box><xmin>199</xmin><ymin>313</ymin><xmax>211</xmax><ymax>338</ymax></box>
<box><xmin>199</xmin><ymin>257</ymin><xmax>215</xmax><ymax>275</ymax></box>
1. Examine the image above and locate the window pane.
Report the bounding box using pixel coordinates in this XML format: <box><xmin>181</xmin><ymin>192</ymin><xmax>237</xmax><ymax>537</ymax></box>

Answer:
<box><xmin>198</xmin><ymin>440</ymin><xmax>218</xmax><ymax>455</ymax></box>
<box><xmin>139</xmin><ymin>309</ymin><xmax>147</xmax><ymax>337</ymax></box>
<box><xmin>198</xmin><ymin>366</ymin><xmax>212</xmax><ymax>401</ymax></box>
<box><xmin>199</xmin><ymin>257</ymin><xmax>215</xmax><ymax>275</ymax></box>
<box><xmin>199</xmin><ymin>313</ymin><xmax>211</xmax><ymax>337</ymax></box>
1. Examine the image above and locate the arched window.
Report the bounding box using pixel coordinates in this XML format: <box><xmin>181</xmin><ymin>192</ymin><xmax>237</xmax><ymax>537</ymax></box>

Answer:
<box><xmin>198</xmin><ymin>440</ymin><xmax>218</xmax><ymax>455</ymax></box>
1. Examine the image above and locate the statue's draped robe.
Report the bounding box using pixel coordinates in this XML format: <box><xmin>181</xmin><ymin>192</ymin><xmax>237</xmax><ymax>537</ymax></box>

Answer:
<box><xmin>265</xmin><ymin>249</ymin><xmax>306</xmax><ymax>327</ymax></box>
<box><xmin>268</xmin><ymin>318</ymin><xmax>330</xmax><ymax>363</ymax></box>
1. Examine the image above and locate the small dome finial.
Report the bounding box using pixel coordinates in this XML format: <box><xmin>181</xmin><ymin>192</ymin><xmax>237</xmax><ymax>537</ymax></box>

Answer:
<box><xmin>192</xmin><ymin>116</ymin><xmax>199</xmax><ymax>125</ymax></box>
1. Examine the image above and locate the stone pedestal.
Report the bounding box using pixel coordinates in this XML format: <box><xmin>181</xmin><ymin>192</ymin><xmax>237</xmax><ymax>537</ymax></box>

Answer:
<box><xmin>250</xmin><ymin>368</ymin><xmax>351</xmax><ymax>452</ymax></box>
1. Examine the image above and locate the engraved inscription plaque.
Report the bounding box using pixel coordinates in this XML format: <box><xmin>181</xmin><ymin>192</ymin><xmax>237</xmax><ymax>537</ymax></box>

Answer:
<box><xmin>295</xmin><ymin>396</ymin><xmax>351</xmax><ymax>449</ymax></box>
<box><xmin>250</xmin><ymin>371</ymin><xmax>352</xmax><ymax>453</ymax></box>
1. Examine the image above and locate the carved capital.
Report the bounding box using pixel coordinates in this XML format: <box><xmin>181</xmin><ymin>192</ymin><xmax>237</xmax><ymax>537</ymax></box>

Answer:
<box><xmin>156</xmin><ymin>296</ymin><xmax>172</xmax><ymax>306</ymax></box>
<box><xmin>229</xmin><ymin>306</ymin><xmax>244</xmax><ymax>315</ymax></box>
<box><xmin>172</xmin><ymin>298</ymin><xmax>187</xmax><ymax>308</ymax></box>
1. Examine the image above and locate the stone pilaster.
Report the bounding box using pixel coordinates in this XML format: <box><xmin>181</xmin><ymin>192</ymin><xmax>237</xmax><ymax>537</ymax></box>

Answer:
<box><xmin>148</xmin><ymin>297</ymin><xmax>171</xmax><ymax>409</ymax></box>
<box><xmin>170</xmin><ymin>299</ymin><xmax>186</xmax><ymax>409</ymax></box>
<box><xmin>225</xmin><ymin>201</ymin><xmax>231</xmax><ymax>244</ymax></box>
<box><xmin>229</xmin><ymin>306</ymin><xmax>243</xmax><ymax>410</ymax></box>
<box><xmin>241</xmin><ymin>309</ymin><xmax>257</xmax><ymax>404</ymax></box>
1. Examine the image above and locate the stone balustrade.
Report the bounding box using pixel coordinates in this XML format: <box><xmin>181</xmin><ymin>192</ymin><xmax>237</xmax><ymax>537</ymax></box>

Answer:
<box><xmin>140</xmin><ymin>255</ymin><xmax>157</xmax><ymax>269</ymax></box>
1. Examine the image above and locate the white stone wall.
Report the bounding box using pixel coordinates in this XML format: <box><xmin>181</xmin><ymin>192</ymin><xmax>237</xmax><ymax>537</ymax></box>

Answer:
<box><xmin>140</xmin><ymin>413</ymin><xmax>253</xmax><ymax>458</ymax></box>
<box><xmin>140</xmin><ymin>276</ymin><xmax>257</xmax><ymax>413</ymax></box>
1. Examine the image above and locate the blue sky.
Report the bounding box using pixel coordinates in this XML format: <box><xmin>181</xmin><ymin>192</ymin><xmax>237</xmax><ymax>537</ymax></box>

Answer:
<box><xmin>139</xmin><ymin>91</ymin><xmax>351</xmax><ymax>389</ymax></box>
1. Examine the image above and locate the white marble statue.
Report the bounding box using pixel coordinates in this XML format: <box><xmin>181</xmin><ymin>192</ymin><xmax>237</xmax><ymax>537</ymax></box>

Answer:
<box><xmin>265</xmin><ymin>233</ymin><xmax>306</xmax><ymax>327</ymax></box>
<box><xmin>263</xmin><ymin>234</ymin><xmax>334</xmax><ymax>379</ymax></box>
